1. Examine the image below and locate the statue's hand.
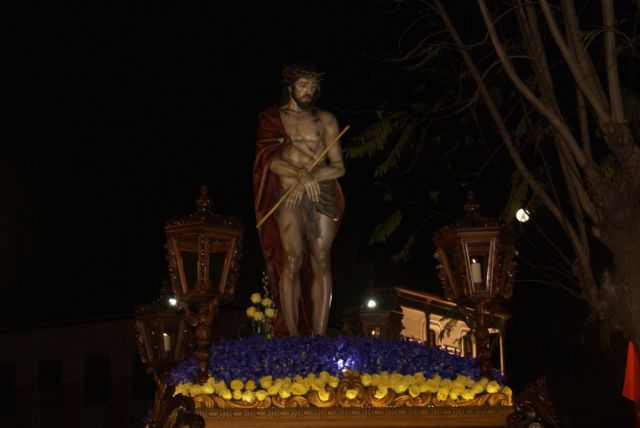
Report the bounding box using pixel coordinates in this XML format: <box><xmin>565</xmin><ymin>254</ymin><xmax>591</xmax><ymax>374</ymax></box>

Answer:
<box><xmin>285</xmin><ymin>182</ymin><xmax>304</xmax><ymax>209</ymax></box>
<box><xmin>297</xmin><ymin>169</ymin><xmax>320</xmax><ymax>203</ymax></box>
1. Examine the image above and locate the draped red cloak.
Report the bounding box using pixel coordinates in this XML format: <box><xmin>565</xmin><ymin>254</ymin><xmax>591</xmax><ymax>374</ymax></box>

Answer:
<box><xmin>253</xmin><ymin>106</ymin><xmax>345</xmax><ymax>336</ymax></box>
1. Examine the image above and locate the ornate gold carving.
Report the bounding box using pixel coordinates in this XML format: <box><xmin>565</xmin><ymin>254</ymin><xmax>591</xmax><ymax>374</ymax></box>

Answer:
<box><xmin>188</xmin><ymin>388</ymin><xmax>510</xmax><ymax>410</ymax></box>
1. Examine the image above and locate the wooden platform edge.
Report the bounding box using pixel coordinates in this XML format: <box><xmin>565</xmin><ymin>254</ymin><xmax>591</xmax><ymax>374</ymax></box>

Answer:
<box><xmin>188</xmin><ymin>405</ymin><xmax>513</xmax><ymax>428</ymax></box>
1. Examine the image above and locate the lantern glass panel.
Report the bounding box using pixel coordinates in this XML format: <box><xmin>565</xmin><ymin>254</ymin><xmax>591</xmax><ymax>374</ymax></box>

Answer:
<box><xmin>174</xmin><ymin>236</ymin><xmax>200</xmax><ymax>292</ymax></box>
<box><xmin>161</xmin><ymin>323</ymin><xmax>177</xmax><ymax>354</ymax></box>
<box><xmin>465</xmin><ymin>241</ymin><xmax>490</xmax><ymax>293</ymax></box>
<box><xmin>180</xmin><ymin>250</ymin><xmax>198</xmax><ymax>291</ymax></box>
<box><xmin>208</xmin><ymin>250</ymin><xmax>226</xmax><ymax>293</ymax></box>
<box><xmin>148</xmin><ymin>324</ymin><xmax>160</xmax><ymax>357</ymax></box>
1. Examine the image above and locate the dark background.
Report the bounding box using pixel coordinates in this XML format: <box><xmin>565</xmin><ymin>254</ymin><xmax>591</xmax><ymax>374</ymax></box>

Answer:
<box><xmin>1</xmin><ymin>1</ymin><xmax>634</xmax><ymax>426</ymax></box>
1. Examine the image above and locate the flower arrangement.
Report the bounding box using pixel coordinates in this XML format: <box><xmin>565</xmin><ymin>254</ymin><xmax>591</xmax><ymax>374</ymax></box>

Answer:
<box><xmin>242</xmin><ymin>272</ymin><xmax>276</xmax><ymax>338</ymax></box>
<box><xmin>169</xmin><ymin>336</ymin><xmax>511</xmax><ymax>408</ymax></box>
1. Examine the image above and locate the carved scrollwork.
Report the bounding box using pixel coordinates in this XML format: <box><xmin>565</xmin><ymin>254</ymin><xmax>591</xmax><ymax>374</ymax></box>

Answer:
<box><xmin>306</xmin><ymin>389</ymin><xmax>337</xmax><ymax>408</ymax></box>
<box><xmin>153</xmin><ymin>394</ymin><xmax>204</xmax><ymax>428</ymax></box>
<box><xmin>272</xmin><ymin>395</ymin><xmax>311</xmax><ymax>408</ymax></box>
<box><xmin>187</xmin><ymin>386</ymin><xmax>511</xmax><ymax>410</ymax></box>
<box><xmin>507</xmin><ymin>377</ymin><xmax>559</xmax><ymax>428</ymax></box>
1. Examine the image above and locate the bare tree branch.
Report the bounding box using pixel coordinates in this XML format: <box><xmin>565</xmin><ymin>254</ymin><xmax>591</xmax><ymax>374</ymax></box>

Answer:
<box><xmin>601</xmin><ymin>0</ymin><xmax>625</xmax><ymax>122</ymax></box>
<box><xmin>539</xmin><ymin>0</ymin><xmax>611</xmax><ymax>123</ymax></box>
<box><xmin>477</xmin><ymin>0</ymin><xmax>596</xmax><ymax>183</ymax></box>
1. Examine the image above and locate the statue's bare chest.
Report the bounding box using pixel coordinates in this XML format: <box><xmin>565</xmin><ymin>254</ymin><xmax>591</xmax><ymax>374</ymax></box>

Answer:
<box><xmin>280</xmin><ymin>111</ymin><xmax>325</xmax><ymax>155</ymax></box>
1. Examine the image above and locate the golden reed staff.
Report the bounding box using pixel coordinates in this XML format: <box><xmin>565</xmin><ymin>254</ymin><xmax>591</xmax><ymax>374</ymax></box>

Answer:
<box><xmin>256</xmin><ymin>125</ymin><xmax>350</xmax><ymax>229</ymax></box>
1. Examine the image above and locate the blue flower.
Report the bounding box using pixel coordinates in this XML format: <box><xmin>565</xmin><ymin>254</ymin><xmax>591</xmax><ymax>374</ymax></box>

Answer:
<box><xmin>168</xmin><ymin>336</ymin><xmax>504</xmax><ymax>386</ymax></box>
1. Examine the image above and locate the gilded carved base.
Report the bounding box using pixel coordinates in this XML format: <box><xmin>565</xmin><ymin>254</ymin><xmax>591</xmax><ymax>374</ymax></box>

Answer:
<box><xmin>176</xmin><ymin>406</ymin><xmax>512</xmax><ymax>428</ymax></box>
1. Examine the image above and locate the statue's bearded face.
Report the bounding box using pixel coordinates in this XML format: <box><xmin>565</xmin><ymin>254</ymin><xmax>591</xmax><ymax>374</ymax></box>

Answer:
<box><xmin>290</xmin><ymin>77</ymin><xmax>319</xmax><ymax>110</ymax></box>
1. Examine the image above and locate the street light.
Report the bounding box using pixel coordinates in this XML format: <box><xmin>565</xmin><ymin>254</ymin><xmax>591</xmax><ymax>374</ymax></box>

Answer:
<box><xmin>164</xmin><ymin>186</ymin><xmax>243</xmax><ymax>384</ymax></box>
<box><xmin>433</xmin><ymin>191</ymin><xmax>517</xmax><ymax>377</ymax></box>
<box><xmin>353</xmin><ymin>286</ymin><xmax>403</xmax><ymax>339</ymax></box>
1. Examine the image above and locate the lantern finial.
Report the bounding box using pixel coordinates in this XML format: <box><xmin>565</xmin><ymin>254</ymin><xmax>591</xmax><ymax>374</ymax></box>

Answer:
<box><xmin>464</xmin><ymin>190</ymin><xmax>480</xmax><ymax>220</ymax></box>
<box><xmin>195</xmin><ymin>185</ymin><xmax>213</xmax><ymax>214</ymax></box>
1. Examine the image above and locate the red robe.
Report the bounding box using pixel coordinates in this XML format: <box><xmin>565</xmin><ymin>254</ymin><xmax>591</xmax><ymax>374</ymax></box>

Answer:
<box><xmin>253</xmin><ymin>106</ymin><xmax>345</xmax><ymax>336</ymax></box>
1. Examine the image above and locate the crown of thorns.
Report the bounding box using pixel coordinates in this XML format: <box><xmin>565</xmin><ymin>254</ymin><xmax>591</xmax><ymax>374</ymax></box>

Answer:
<box><xmin>282</xmin><ymin>65</ymin><xmax>324</xmax><ymax>81</ymax></box>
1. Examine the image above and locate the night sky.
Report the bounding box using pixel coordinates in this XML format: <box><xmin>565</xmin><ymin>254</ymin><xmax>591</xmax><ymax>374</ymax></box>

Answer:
<box><xmin>1</xmin><ymin>1</ymin><xmax>635</xmax><ymax>425</ymax></box>
<box><xmin>2</xmin><ymin>0</ymin><xmax>412</xmax><ymax>324</ymax></box>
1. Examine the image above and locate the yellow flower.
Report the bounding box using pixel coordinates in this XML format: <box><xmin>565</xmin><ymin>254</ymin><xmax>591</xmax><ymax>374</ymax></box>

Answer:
<box><xmin>232</xmin><ymin>390</ymin><xmax>242</xmax><ymax>400</ymax></box>
<box><xmin>221</xmin><ymin>389</ymin><xmax>232</xmax><ymax>400</ymax></box>
<box><xmin>278</xmin><ymin>389</ymin><xmax>291</xmax><ymax>399</ymax></box>
<box><xmin>449</xmin><ymin>391</ymin><xmax>460</xmax><ymax>400</ymax></box>
<box><xmin>361</xmin><ymin>373</ymin><xmax>373</xmax><ymax>387</ymax></box>
<box><xmin>261</xmin><ymin>298</ymin><xmax>274</xmax><ymax>307</ymax></box>
<box><xmin>374</xmin><ymin>387</ymin><xmax>388</xmax><ymax>399</ymax></box>
<box><xmin>464</xmin><ymin>376</ymin><xmax>475</xmax><ymax>388</ymax></box>
<box><xmin>471</xmin><ymin>383</ymin><xmax>484</xmax><ymax>395</ymax></box>
<box><xmin>291</xmin><ymin>382</ymin><xmax>308</xmax><ymax>395</ymax></box>
<box><xmin>214</xmin><ymin>381</ymin><xmax>227</xmax><ymax>395</ymax></box>
<box><xmin>174</xmin><ymin>383</ymin><xmax>188</xmax><ymax>396</ymax></box>
<box><xmin>371</xmin><ymin>374</ymin><xmax>381</xmax><ymax>386</ymax></box>
<box><xmin>440</xmin><ymin>379</ymin><xmax>452</xmax><ymax>389</ymax></box>
<box><xmin>390</xmin><ymin>372</ymin><xmax>403</xmax><ymax>383</ymax></box>
<box><xmin>255</xmin><ymin>390</ymin><xmax>268</xmax><ymax>401</ymax></box>
<box><xmin>190</xmin><ymin>385</ymin><xmax>202</xmax><ymax>396</ymax></box>
<box><xmin>246</xmin><ymin>306</ymin><xmax>256</xmax><ymax>318</ymax></box>
<box><xmin>267</xmin><ymin>385</ymin><xmax>279</xmax><ymax>396</ymax></box>
<box><xmin>452</xmin><ymin>382</ymin><xmax>465</xmax><ymax>394</ymax></box>
<box><xmin>319</xmin><ymin>371</ymin><xmax>330</xmax><ymax>382</ymax></box>
<box><xmin>241</xmin><ymin>390</ymin><xmax>255</xmax><ymax>402</ymax></box>
<box><xmin>230</xmin><ymin>379</ymin><xmax>244</xmax><ymax>391</ymax></box>
<box><xmin>461</xmin><ymin>390</ymin><xmax>475</xmax><ymax>401</ymax></box>
<box><xmin>345</xmin><ymin>389</ymin><xmax>358</xmax><ymax>400</ymax></box>
<box><xmin>486</xmin><ymin>381</ymin><xmax>500</xmax><ymax>394</ymax></box>
<box><xmin>294</xmin><ymin>375</ymin><xmax>305</xmax><ymax>383</ymax></box>
<box><xmin>408</xmin><ymin>384</ymin><xmax>421</xmax><ymax>398</ymax></box>
<box><xmin>245</xmin><ymin>380</ymin><xmax>257</xmax><ymax>392</ymax></box>
<box><xmin>328</xmin><ymin>376</ymin><xmax>339</xmax><ymax>388</ymax></box>
<box><xmin>281</xmin><ymin>376</ymin><xmax>292</xmax><ymax>385</ymax></box>
<box><xmin>260</xmin><ymin>376</ymin><xmax>273</xmax><ymax>389</ymax></box>
<box><xmin>417</xmin><ymin>381</ymin><xmax>438</xmax><ymax>392</ymax></box>
<box><xmin>477</xmin><ymin>377</ymin><xmax>489</xmax><ymax>388</ymax></box>
<box><xmin>201</xmin><ymin>384</ymin><xmax>214</xmax><ymax>394</ymax></box>
<box><xmin>317</xmin><ymin>389</ymin><xmax>331</xmax><ymax>402</ymax></box>
<box><xmin>264</xmin><ymin>307</ymin><xmax>276</xmax><ymax>318</ymax></box>
<box><xmin>392</xmin><ymin>382</ymin><xmax>408</xmax><ymax>394</ymax></box>
<box><xmin>250</xmin><ymin>293</ymin><xmax>262</xmax><ymax>304</ymax></box>
<box><xmin>501</xmin><ymin>386</ymin><xmax>513</xmax><ymax>397</ymax></box>
<box><xmin>310</xmin><ymin>378</ymin><xmax>325</xmax><ymax>391</ymax></box>
<box><xmin>436</xmin><ymin>388</ymin><xmax>449</xmax><ymax>401</ymax></box>
<box><xmin>253</xmin><ymin>311</ymin><xmax>265</xmax><ymax>321</ymax></box>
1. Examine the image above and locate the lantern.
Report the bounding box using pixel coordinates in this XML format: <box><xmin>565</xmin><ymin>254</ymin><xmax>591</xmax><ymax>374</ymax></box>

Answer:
<box><xmin>134</xmin><ymin>286</ymin><xmax>190</xmax><ymax>425</ymax></box>
<box><xmin>433</xmin><ymin>191</ymin><xmax>516</xmax><ymax>377</ymax></box>
<box><xmin>165</xmin><ymin>186</ymin><xmax>243</xmax><ymax>383</ymax></box>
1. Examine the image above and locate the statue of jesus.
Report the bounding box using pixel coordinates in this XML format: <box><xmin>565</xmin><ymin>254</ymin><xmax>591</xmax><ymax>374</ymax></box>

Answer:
<box><xmin>253</xmin><ymin>62</ymin><xmax>346</xmax><ymax>336</ymax></box>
